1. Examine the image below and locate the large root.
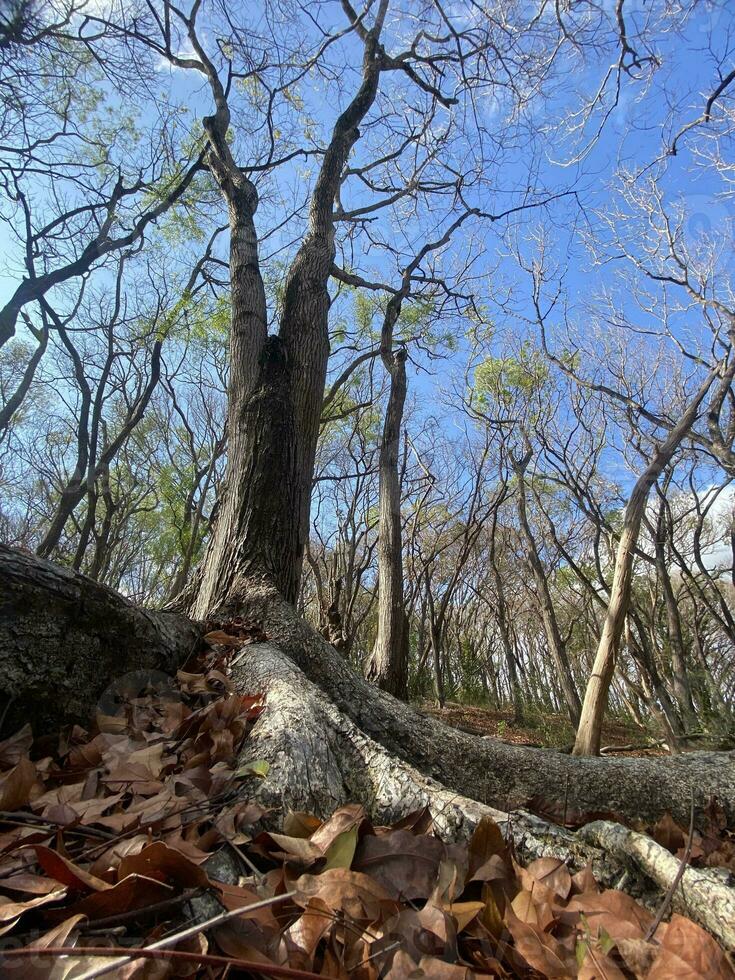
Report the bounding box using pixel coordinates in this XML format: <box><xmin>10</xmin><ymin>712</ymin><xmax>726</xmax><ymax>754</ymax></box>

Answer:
<box><xmin>0</xmin><ymin>544</ymin><xmax>202</xmax><ymax>732</ymax></box>
<box><xmin>218</xmin><ymin>579</ymin><xmax>735</xmax><ymax>829</ymax></box>
<box><xmin>231</xmin><ymin>640</ymin><xmax>735</xmax><ymax>949</ymax></box>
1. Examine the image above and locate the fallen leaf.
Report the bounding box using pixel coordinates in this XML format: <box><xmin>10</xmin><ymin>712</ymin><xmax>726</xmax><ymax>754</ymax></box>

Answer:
<box><xmin>353</xmin><ymin>829</ymin><xmax>446</xmax><ymax>901</ymax></box>
<box><xmin>0</xmin><ymin>757</ymin><xmax>38</xmax><ymax>810</ymax></box>
<box><xmin>294</xmin><ymin>867</ymin><xmax>393</xmax><ymax>919</ymax></box>
<box><xmin>647</xmin><ymin>914</ymin><xmax>735</xmax><ymax>980</ymax></box>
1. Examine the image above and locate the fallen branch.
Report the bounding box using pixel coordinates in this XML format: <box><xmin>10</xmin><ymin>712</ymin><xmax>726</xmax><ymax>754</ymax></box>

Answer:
<box><xmin>578</xmin><ymin>818</ymin><xmax>735</xmax><ymax>948</ymax></box>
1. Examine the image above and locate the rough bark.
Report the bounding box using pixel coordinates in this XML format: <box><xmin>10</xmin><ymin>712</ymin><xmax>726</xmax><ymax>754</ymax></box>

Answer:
<box><xmin>0</xmin><ymin>544</ymin><xmax>202</xmax><ymax>733</ymax></box>
<box><xmin>210</xmin><ymin>576</ymin><xmax>735</xmax><ymax>829</ymax></box>
<box><xmin>187</xmin><ymin>21</ymin><xmax>386</xmax><ymax>617</ymax></box>
<box><xmin>364</xmin><ymin>342</ymin><xmax>409</xmax><ymax>697</ymax></box>
<box><xmin>232</xmin><ymin>638</ymin><xmax>735</xmax><ymax>949</ymax></box>
<box><xmin>573</xmin><ymin>369</ymin><xmax>718</xmax><ymax>756</ymax></box>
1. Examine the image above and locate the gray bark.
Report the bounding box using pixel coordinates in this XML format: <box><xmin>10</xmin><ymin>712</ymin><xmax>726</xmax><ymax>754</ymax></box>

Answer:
<box><xmin>513</xmin><ymin>456</ymin><xmax>581</xmax><ymax>725</ymax></box>
<box><xmin>0</xmin><ymin>544</ymin><xmax>202</xmax><ymax>733</ymax></box>
<box><xmin>212</xmin><ymin>576</ymin><xmax>735</xmax><ymax>829</ymax></box>
<box><xmin>3</xmin><ymin>545</ymin><xmax>735</xmax><ymax>835</ymax></box>
<box><xmin>364</xmin><ymin>340</ymin><xmax>409</xmax><ymax>697</ymax></box>
<box><xmin>189</xmin><ymin>22</ymin><xmax>385</xmax><ymax>615</ymax></box>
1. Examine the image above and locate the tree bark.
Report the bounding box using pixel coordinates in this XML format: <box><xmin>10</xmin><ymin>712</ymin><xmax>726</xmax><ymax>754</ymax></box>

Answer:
<box><xmin>3</xmin><ymin>545</ymin><xmax>735</xmax><ymax>830</ymax></box>
<box><xmin>364</xmin><ymin>341</ymin><xmax>409</xmax><ymax>697</ymax></box>
<box><xmin>3</xmin><ymin>546</ymin><xmax>734</xmax><ymax>946</ymax></box>
<box><xmin>489</xmin><ymin>527</ymin><xmax>525</xmax><ymax>722</ymax></box>
<box><xmin>573</xmin><ymin>370</ymin><xmax>719</xmax><ymax>756</ymax></box>
<box><xmin>189</xmin><ymin>24</ymin><xmax>385</xmax><ymax>615</ymax></box>
<box><xmin>0</xmin><ymin>544</ymin><xmax>202</xmax><ymax>733</ymax></box>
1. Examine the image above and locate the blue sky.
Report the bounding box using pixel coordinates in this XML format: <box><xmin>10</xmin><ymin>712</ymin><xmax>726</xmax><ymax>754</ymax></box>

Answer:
<box><xmin>1</xmin><ymin>0</ymin><xmax>733</xmax><ymax>518</ymax></box>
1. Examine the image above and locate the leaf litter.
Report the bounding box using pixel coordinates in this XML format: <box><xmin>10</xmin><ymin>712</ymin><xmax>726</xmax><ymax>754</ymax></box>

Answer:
<box><xmin>0</xmin><ymin>625</ymin><xmax>731</xmax><ymax>978</ymax></box>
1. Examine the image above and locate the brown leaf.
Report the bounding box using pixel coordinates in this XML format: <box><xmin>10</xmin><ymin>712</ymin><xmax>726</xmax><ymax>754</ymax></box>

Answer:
<box><xmin>0</xmin><ymin>887</ymin><xmax>67</xmax><ymax>924</ymax></box>
<box><xmin>615</xmin><ymin>937</ymin><xmax>660</xmax><ymax>978</ymax></box>
<box><xmin>416</xmin><ymin>955</ymin><xmax>474</xmax><ymax>978</ymax></box>
<box><xmin>1</xmin><ymin>872</ymin><xmax>69</xmax><ymax>895</ymax></box>
<box><xmin>27</xmin><ymin>913</ymin><xmax>88</xmax><ymax>949</ymax></box>
<box><xmin>443</xmin><ymin>900</ymin><xmax>485</xmax><ymax>931</ymax></box>
<box><xmin>48</xmin><ymin>873</ymin><xmax>173</xmax><ymax>922</ymax></box>
<box><xmin>294</xmin><ymin>867</ymin><xmax>393</xmax><ymax>919</ymax></box>
<box><xmin>282</xmin><ymin>811</ymin><xmax>322</xmax><ymax>839</ymax></box>
<box><xmin>310</xmin><ymin>802</ymin><xmax>366</xmax><ymax>852</ymax></box>
<box><xmin>571</xmin><ymin>862</ymin><xmax>599</xmax><ymax>895</ymax></box>
<box><xmin>469</xmin><ymin>853</ymin><xmax>507</xmax><ymax>883</ymax></box>
<box><xmin>0</xmin><ymin>725</ymin><xmax>33</xmax><ymax>767</ymax></box>
<box><xmin>203</xmin><ymin>630</ymin><xmax>247</xmax><ymax>647</ymax></box>
<box><xmin>353</xmin><ymin>829</ymin><xmax>447</xmax><ymax>901</ymax></box>
<box><xmin>647</xmin><ymin>914</ymin><xmax>735</xmax><ymax>980</ymax></box>
<box><xmin>283</xmin><ymin>897</ymin><xmax>333</xmax><ymax>968</ymax></box>
<box><xmin>0</xmin><ymin>756</ymin><xmax>38</xmax><ymax>810</ymax></box>
<box><xmin>505</xmin><ymin>907</ymin><xmax>576</xmax><ymax>977</ymax></box>
<box><xmin>467</xmin><ymin>815</ymin><xmax>507</xmax><ymax>878</ymax></box>
<box><xmin>565</xmin><ymin>889</ymin><xmax>653</xmax><ymax>941</ymax></box>
<box><xmin>117</xmin><ymin>841</ymin><xmax>210</xmax><ymax>888</ymax></box>
<box><xmin>577</xmin><ymin>944</ymin><xmax>628</xmax><ymax>979</ymax></box>
<box><xmin>29</xmin><ymin>844</ymin><xmax>111</xmax><ymax>892</ymax></box>
<box><xmin>651</xmin><ymin>812</ymin><xmax>686</xmax><ymax>854</ymax></box>
<box><xmin>255</xmin><ymin>830</ymin><xmax>323</xmax><ymax>865</ymax></box>
<box><xmin>522</xmin><ymin>856</ymin><xmax>572</xmax><ymax>900</ymax></box>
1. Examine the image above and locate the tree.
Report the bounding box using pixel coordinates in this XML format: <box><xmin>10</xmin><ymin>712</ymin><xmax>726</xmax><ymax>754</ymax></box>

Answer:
<box><xmin>573</xmin><ymin>367</ymin><xmax>721</xmax><ymax>755</ymax></box>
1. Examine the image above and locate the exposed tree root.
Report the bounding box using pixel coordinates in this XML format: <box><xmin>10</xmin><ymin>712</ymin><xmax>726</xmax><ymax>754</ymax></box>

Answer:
<box><xmin>2</xmin><ymin>549</ymin><xmax>734</xmax><ymax>945</ymax></box>
<box><xmin>219</xmin><ymin>579</ymin><xmax>735</xmax><ymax>829</ymax></box>
<box><xmin>0</xmin><ymin>545</ymin><xmax>202</xmax><ymax>732</ymax></box>
<box><xmin>230</xmin><ymin>640</ymin><xmax>735</xmax><ymax>949</ymax></box>
<box><xmin>578</xmin><ymin>821</ymin><xmax>735</xmax><ymax>948</ymax></box>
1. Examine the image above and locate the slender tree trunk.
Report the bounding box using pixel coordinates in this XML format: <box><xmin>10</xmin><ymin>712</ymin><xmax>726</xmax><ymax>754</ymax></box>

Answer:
<box><xmin>654</xmin><ymin>494</ymin><xmax>698</xmax><ymax>724</ymax></box>
<box><xmin>490</xmin><ymin>547</ymin><xmax>524</xmax><ymax>722</ymax></box>
<box><xmin>513</xmin><ymin>458</ymin><xmax>581</xmax><ymax>725</ymax></box>
<box><xmin>364</xmin><ymin>343</ymin><xmax>409</xmax><ymax>696</ymax></box>
<box><xmin>573</xmin><ymin>369</ymin><xmax>719</xmax><ymax>755</ymax></box>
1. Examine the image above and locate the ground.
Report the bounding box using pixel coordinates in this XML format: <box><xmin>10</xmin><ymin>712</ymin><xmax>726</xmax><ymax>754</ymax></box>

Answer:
<box><xmin>421</xmin><ymin>702</ymin><xmax>666</xmax><ymax>756</ymax></box>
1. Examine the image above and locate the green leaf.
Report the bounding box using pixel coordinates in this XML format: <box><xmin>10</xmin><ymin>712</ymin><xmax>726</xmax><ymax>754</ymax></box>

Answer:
<box><xmin>323</xmin><ymin>827</ymin><xmax>358</xmax><ymax>870</ymax></box>
<box><xmin>236</xmin><ymin>760</ymin><xmax>270</xmax><ymax>779</ymax></box>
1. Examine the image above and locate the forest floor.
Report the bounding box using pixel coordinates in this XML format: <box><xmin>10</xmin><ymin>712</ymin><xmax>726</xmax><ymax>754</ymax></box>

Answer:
<box><xmin>0</xmin><ymin>639</ymin><xmax>731</xmax><ymax>977</ymax></box>
<box><xmin>421</xmin><ymin>702</ymin><xmax>666</xmax><ymax>756</ymax></box>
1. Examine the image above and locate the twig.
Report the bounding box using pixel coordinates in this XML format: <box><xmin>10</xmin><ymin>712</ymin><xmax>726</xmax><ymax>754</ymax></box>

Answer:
<box><xmin>77</xmin><ymin>887</ymin><xmax>205</xmax><ymax>931</ymax></box>
<box><xmin>645</xmin><ymin>792</ymin><xmax>695</xmax><ymax>941</ymax></box>
<box><xmin>69</xmin><ymin>889</ymin><xmax>297</xmax><ymax>979</ymax></box>
<box><xmin>599</xmin><ymin>740</ymin><xmax>665</xmax><ymax>755</ymax></box>
<box><xmin>0</xmin><ymin>945</ymin><xmax>323</xmax><ymax>979</ymax></box>
<box><xmin>227</xmin><ymin>838</ymin><xmax>266</xmax><ymax>884</ymax></box>
<box><xmin>0</xmin><ymin>810</ymin><xmax>116</xmax><ymax>840</ymax></box>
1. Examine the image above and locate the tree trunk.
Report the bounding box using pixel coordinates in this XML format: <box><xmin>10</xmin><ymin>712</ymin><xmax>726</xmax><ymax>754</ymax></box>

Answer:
<box><xmin>513</xmin><ymin>459</ymin><xmax>581</xmax><ymax>725</ymax></box>
<box><xmin>573</xmin><ymin>369</ymin><xmax>719</xmax><ymax>756</ymax></box>
<box><xmin>490</xmin><ymin>539</ymin><xmax>524</xmax><ymax>722</ymax></box>
<box><xmin>364</xmin><ymin>348</ymin><xmax>409</xmax><ymax>697</ymax></box>
<box><xmin>189</xmin><ymin>30</ymin><xmax>384</xmax><ymax>616</ymax></box>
